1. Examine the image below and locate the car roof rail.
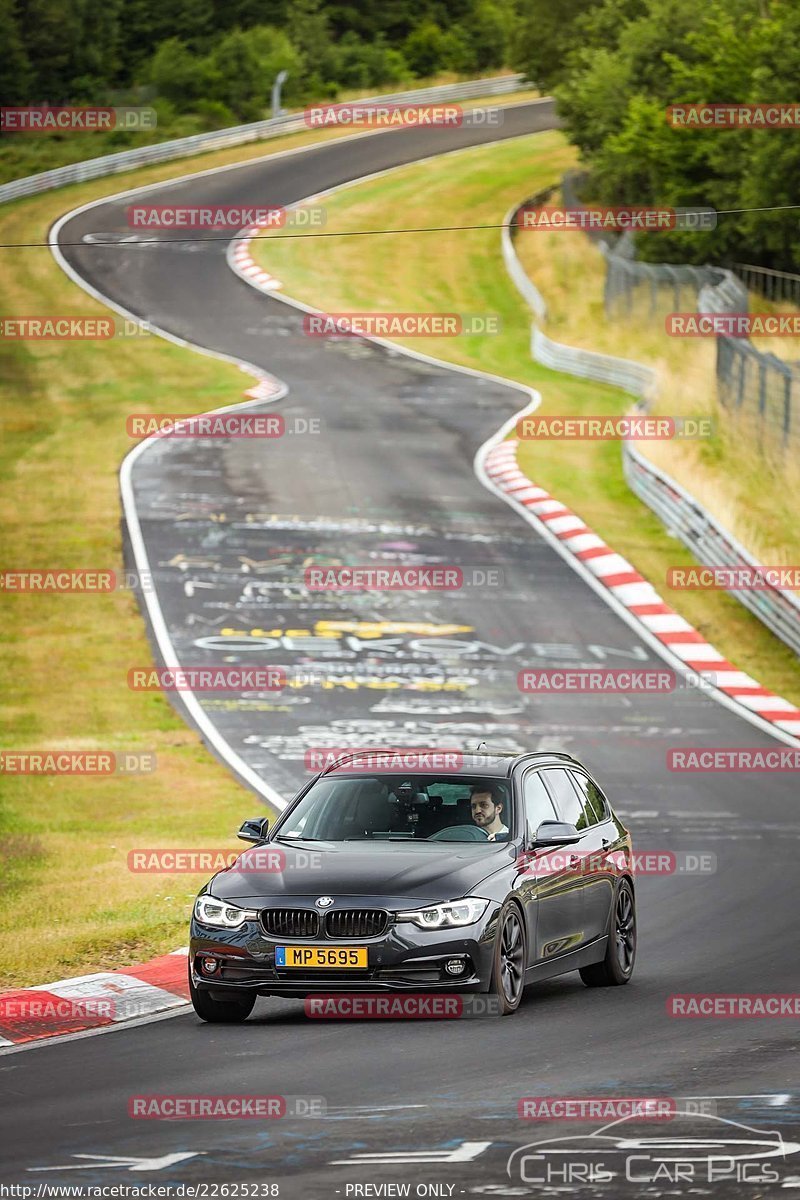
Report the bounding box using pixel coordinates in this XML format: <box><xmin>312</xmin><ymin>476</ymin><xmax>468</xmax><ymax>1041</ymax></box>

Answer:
<box><xmin>317</xmin><ymin>747</ymin><xmax>580</xmax><ymax>778</ymax></box>
<box><xmin>519</xmin><ymin>750</ymin><xmax>579</xmax><ymax>763</ymax></box>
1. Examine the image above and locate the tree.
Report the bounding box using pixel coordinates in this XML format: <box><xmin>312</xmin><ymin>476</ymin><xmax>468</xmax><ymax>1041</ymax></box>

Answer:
<box><xmin>16</xmin><ymin>0</ymin><xmax>84</xmax><ymax>100</ymax></box>
<box><xmin>553</xmin><ymin>0</ymin><xmax>800</xmax><ymax>269</ymax></box>
<box><xmin>512</xmin><ymin>0</ymin><xmax>602</xmax><ymax>91</ymax></box>
<box><xmin>149</xmin><ymin>38</ymin><xmax>206</xmax><ymax>109</ymax></box>
<box><xmin>0</xmin><ymin>0</ymin><xmax>32</xmax><ymax>102</ymax></box>
<box><xmin>403</xmin><ymin>20</ymin><xmax>447</xmax><ymax>77</ymax></box>
<box><xmin>286</xmin><ymin>0</ymin><xmax>338</xmax><ymax>89</ymax></box>
<box><xmin>206</xmin><ymin>28</ymin><xmax>266</xmax><ymax>120</ymax></box>
<box><xmin>465</xmin><ymin>1</ymin><xmax>509</xmax><ymax>72</ymax></box>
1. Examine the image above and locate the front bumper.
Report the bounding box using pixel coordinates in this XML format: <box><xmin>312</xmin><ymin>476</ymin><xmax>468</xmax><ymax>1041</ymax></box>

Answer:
<box><xmin>190</xmin><ymin>909</ymin><xmax>499</xmax><ymax>997</ymax></box>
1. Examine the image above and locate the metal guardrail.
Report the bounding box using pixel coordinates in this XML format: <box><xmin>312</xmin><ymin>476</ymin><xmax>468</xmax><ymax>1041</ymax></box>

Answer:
<box><xmin>500</xmin><ymin>184</ymin><xmax>555</xmax><ymax>323</ymax></box>
<box><xmin>503</xmin><ymin>192</ymin><xmax>800</xmax><ymax>659</ymax></box>
<box><xmin>0</xmin><ymin>74</ymin><xmax>527</xmax><ymax>206</ymax></box>
<box><xmin>623</xmin><ymin>439</ymin><xmax>800</xmax><ymax>658</ymax></box>
<box><xmin>532</xmin><ymin>326</ymin><xmax>656</xmax><ymax>400</ymax></box>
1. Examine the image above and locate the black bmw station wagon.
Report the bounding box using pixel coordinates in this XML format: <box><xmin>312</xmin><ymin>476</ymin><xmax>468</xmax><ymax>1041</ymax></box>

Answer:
<box><xmin>189</xmin><ymin>750</ymin><xmax>636</xmax><ymax>1020</ymax></box>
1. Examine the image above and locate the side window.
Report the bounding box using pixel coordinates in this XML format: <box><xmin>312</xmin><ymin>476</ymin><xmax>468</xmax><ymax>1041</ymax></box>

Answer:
<box><xmin>523</xmin><ymin>771</ymin><xmax>558</xmax><ymax>837</ymax></box>
<box><xmin>570</xmin><ymin>772</ymin><xmax>608</xmax><ymax>825</ymax></box>
<box><xmin>541</xmin><ymin>768</ymin><xmax>592</xmax><ymax>830</ymax></box>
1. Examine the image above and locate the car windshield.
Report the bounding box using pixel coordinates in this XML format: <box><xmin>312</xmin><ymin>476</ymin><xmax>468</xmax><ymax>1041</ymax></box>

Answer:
<box><xmin>275</xmin><ymin>775</ymin><xmax>513</xmax><ymax>844</ymax></box>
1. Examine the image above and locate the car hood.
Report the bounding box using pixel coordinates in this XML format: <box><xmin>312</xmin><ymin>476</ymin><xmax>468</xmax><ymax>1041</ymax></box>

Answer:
<box><xmin>208</xmin><ymin>839</ymin><xmax>514</xmax><ymax>906</ymax></box>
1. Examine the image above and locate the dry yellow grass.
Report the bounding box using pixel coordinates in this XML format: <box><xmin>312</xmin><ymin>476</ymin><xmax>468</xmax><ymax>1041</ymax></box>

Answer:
<box><xmin>515</xmin><ymin>211</ymin><xmax>800</xmax><ymax>569</ymax></box>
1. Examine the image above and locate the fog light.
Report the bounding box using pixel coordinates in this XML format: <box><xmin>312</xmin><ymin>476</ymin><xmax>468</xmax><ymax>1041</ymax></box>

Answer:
<box><xmin>445</xmin><ymin>958</ymin><xmax>466</xmax><ymax>976</ymax></box>
<box><xmin>202</xmin><ymin>958</ymin><xmax>218</xmax><ymax>974</ymax></box>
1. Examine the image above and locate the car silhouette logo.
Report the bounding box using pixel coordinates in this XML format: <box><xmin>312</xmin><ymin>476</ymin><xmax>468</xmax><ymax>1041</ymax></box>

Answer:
<box><xmin>315</xmin><ymin>896</ymin><xmax>334</xmax><ymax>908</ymax></box>
<box><xmin>507</xmin><ymin>1112</ymin><xmax>800</xmax><ymax>1186</ymax></box>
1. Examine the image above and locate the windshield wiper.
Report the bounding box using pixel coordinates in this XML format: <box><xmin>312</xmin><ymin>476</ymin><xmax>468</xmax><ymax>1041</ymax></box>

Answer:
<box><xmin>271</xmin><ymin>833</ymin><xmax>326</xmax><ymax>843</ymax></box>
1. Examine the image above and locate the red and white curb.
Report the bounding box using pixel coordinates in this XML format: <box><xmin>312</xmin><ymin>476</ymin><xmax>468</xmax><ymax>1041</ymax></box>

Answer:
<box><xmin>230</xmin><ymin>222</ymin><xmax>283</xmax><ymax>291</ymax></box>
<box><xmin>0</xmin><ymin>949</ymin><xmax>189</xmax><ymax>1049</ymax></box>
<box><xmin>484</xmin><ymin>438</ymin><xmax>800</xmax><ymax>741</ymax></box>
<box><xmin>243</xmin><ymin>376</ymin><xmax>284</xmax><ymax>402</ymax></box>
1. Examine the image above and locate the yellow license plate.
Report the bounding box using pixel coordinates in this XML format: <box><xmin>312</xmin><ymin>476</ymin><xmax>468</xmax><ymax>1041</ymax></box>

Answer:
<box><xmin>276</xmin><ymin>945</ymin><xmax>368</xmax><ymax>968</ymax></box>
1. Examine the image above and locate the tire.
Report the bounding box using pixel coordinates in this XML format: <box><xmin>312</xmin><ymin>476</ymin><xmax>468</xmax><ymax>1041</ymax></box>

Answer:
<box><xmin>488</xmin><ymin>902</ymin><xmax>527</xmax><ymax>1014</ymax></box>
<box><xmin>189</xmin><ymin>967</ymin><xmax>256</xmax><ymax>1023</ymax></box>
<box><xmin>580</xmin><ymin>878</ymin><xmax>636</xmax><ymax>987</ymax></box>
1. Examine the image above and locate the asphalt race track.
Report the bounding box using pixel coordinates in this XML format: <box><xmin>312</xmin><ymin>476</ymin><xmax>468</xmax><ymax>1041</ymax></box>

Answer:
<box><xmin>3</xmin><ymin>99</ymin><xmax>799</xmax><ymax>1197</ymax></box>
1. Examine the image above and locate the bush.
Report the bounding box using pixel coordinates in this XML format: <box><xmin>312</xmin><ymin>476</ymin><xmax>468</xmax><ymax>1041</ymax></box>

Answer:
<box><xmin>403</xmin><ymin>21</ymin><xmax>448</xmax><ymax>77</ymax></box>
<box><xmin>192</xmin><ymin>98</ymin><xmax>238</xmax><ymax>129</ymax></box>
<box><xmin>149</xmin><ymin>38</ymin><xmax>206</xmax><ymax>110</ymax></box>
<box><xmin>205</xmin><ymin>28</ymin><xmax>266</xmax><ymax>121</ymax></box>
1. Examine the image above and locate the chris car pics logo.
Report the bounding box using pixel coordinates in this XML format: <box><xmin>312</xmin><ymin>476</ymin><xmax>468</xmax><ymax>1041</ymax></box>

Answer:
<box><xmin>506</xmin><ymin>1112</ymin><xmax>800</xmax><ymax>1187</ymax></box>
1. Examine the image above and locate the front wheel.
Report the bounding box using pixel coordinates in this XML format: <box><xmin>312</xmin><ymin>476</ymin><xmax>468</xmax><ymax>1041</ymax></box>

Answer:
<box><xmin>580</xmin><ymin>878</ymin><xmax>636</xmax><ymax>987</ymax></box>
<box><xmin>189</xmin><ymin>968</ymin><xmax>256</xmax><ymax>1023</ymax></box>
<box><xmin>489</xmin><ymin>903</ymin><xmax>527</xmax><ymax>1014</ymax></box>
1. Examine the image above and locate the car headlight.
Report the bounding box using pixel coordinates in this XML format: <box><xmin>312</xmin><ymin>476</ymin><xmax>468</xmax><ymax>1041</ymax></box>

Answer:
<box><xmin>396</xmin><ymin>897</ymin><xmax>490</xmax><ymax>929</ymax></box>
<box><xmin>193</xmin><ymin>895</ymin><xmax>257</xmax><ymax>928</ymax></box>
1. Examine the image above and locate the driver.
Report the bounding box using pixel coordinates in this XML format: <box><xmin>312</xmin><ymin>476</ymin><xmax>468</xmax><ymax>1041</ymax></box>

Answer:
<box><xmin>470</xmin><ymin>783</ymin><xmax>509</xmax><ymax>841</ymax></box>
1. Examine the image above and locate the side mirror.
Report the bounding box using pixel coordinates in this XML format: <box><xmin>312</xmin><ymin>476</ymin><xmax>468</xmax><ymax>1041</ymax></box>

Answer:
<box><xmin>532</xmin><ymin>820</ymin><xmax>581</xmax><ymax>847</ymax></box>
<box><xmin>238</xmin><ymin>817</ymin><xmax>269</xmax><ymax>843</ymax></box>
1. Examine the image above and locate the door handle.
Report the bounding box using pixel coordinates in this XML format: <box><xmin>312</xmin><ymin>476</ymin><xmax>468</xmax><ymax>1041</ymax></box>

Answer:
<box><xmin>569</xmin><ymin>854</ymin><xmax>580</xmax><ymax>868</ymax></box>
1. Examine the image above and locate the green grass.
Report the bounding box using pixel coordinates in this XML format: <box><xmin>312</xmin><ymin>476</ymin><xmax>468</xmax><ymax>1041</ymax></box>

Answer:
<box><xmin>252</xmin><ymin>129</ymin><xmax>800</xmax><ymax>707</ymax></box>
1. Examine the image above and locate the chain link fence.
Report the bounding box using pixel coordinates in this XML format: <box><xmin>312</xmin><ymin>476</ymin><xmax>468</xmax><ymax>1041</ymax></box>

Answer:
<box><xmin>734</xmin><ymin>262</ymin><xmax>800</xmax><ymax>307</ymax></box>
<box><xmin>716</xmin><ymin>336</ymin><xmax>795</xmax><ymax>444</ymax></box>
<box><xmin>560</xmin><ymin>172</ymin><xmax>800</xmax><ymax>448</ymax></box>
